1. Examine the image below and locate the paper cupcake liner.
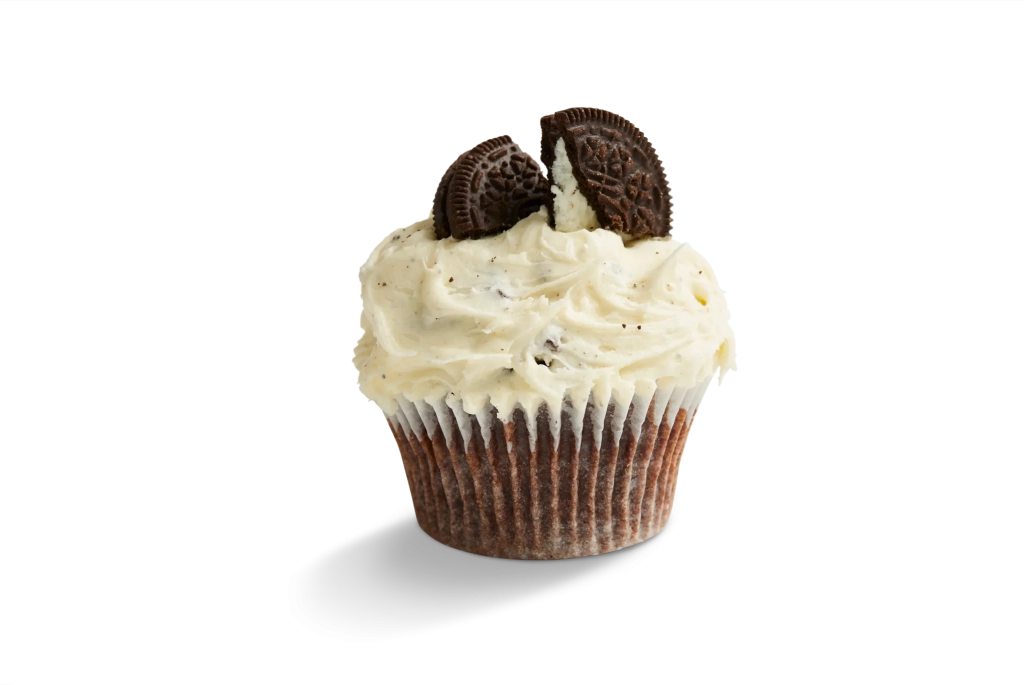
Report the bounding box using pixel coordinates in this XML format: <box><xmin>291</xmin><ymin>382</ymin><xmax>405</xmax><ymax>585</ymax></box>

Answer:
<box><xmin>386</xmin><ymin>378</ymin><xmax>711</xmax><ymax>560</ymax></box>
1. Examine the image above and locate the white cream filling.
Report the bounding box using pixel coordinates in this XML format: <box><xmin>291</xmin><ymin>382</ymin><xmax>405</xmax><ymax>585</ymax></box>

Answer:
<box><xmin>550</xmin><ymin>138</ymin><xmax>601</xmax><ymax>233</ymax></box>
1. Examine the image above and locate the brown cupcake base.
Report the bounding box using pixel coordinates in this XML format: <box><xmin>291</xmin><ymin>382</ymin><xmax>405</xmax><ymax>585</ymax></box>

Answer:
<box><xmin>387</xmin><ymin>384</ymin><xmax>706</xmax><ymax>560</ymax></box>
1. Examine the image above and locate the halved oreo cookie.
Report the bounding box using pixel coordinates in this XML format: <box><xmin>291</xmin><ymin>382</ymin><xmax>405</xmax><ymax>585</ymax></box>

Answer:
<box><xmin>542</xmin><ymin>108</ymin><xmax>672</xmax><ymax>238</ymax></box>
<box><xmin>433</xmin><ymin>136</ymin><xmax>549</xmax><ymax>240</ymax></box>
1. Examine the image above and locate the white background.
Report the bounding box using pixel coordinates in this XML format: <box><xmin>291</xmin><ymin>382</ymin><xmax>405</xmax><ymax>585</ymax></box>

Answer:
<box><xmin>1</xmin><ymin>2</ymin><xmax>1022</xmax><ymax>683</ymax></box>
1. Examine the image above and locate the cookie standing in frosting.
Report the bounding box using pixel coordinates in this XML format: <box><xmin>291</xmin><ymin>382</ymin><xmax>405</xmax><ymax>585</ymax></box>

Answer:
<box><xmin>542</xmin><ymin>108</ymin><xmax>672</xmax><ymax>238</ymax></box>
<box><xmin>432</xmin><ymin>109</ymin><xmax>672</xmax><ymax>241</ymax></box>
<box><xmin>432</xmin><ymin>136</ymin><xmax>549</xmax><ymax>240</ymax></box>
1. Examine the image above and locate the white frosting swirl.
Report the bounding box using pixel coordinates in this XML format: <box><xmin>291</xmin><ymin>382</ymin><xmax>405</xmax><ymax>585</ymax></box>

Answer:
<box><xmin>353</xmin><ymin>209</ymin><xmax>736</xmax><ymax>420</ymax></box>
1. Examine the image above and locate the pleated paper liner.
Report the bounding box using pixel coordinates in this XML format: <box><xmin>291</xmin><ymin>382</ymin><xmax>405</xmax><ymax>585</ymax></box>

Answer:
<box><xmin>387</xmin><ymin>378</ymin><xmax>711</xmax><ymax>560</ymax></box>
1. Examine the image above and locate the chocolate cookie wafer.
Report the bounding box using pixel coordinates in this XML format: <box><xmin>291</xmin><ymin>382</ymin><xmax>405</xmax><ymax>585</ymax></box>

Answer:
<box><xmin>434</xmin><ymin>136</ymin><xmax>549</xmax><ymax>240</ymax></box>
<box><xmin>542</xmin><ymin>108</ymin><xmax>673</xmax><ymax>238</ymax></box>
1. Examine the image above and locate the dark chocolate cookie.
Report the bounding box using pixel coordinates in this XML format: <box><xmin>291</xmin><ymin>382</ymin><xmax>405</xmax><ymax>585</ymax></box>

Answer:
<box><xmin>542</xmin><ymin>108</ymin><xmax>672</xmax><ymax>238</ymax></box>
<box><xmin>442</xmin><ymin>136</ymin><xmax>549</xmax><ymax>240</ymax></box>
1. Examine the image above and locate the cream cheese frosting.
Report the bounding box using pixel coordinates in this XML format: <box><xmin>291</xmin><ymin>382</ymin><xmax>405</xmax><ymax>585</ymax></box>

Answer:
<box><xmin>353</xmin><ymin>202</ymin><xmax>736</xmax><ymax>420</ymax></box>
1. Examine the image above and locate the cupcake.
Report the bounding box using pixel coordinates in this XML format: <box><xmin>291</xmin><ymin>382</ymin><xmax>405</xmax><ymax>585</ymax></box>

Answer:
<box><xmin>354</xmin><ymin>108</ymin><xmax>735</xmax><ymax>559</ymax></box>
